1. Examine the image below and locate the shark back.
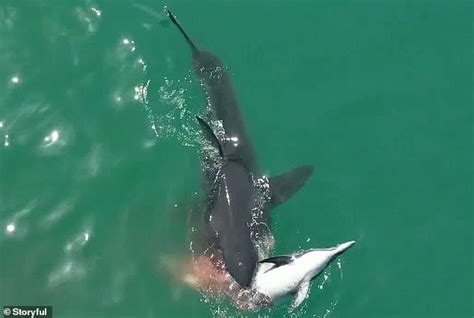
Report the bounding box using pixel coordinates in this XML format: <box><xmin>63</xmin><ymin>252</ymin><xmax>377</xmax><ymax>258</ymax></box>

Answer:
<box><xmin>207</xmin><ymin>159</ymin><xmax>259</xmax><ymax>287</ymax></box>
<box><xmin>167</xmin><ymin>10</ymin><xmax>258</xmax><ymax>173</ymax></box>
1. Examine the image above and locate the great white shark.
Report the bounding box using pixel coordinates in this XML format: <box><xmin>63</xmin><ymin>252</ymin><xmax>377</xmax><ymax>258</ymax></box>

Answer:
<box><xmin>167</xmin><ymin>9</ymin><xmax>314</xmax><ymax>288</ymax></box>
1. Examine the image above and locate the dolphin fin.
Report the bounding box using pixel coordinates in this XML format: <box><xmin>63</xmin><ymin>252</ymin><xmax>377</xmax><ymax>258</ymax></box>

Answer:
<box><xmin>196</xmin><ymin>116</ymin><xmax>224</xmax><ymax>157</ymax></box>
<box><xmin>292</xmin><ymin>280</ymin><xmax>310</xmax><ymax>308</ymax></box>
<box><xmin>258</xmin><ymin>255</ymin><xmax>293</xmax><ymax>267</ymax></box>
<box><xmin>269</xmin><ymin>165</ymin><xmax>314</xmax><ymax>207</ymax></box>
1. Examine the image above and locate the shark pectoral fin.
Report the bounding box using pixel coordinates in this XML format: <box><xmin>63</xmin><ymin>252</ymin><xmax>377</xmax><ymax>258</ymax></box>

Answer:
<box><xmin>269</xmin><ymin>165</ymin><xmax>314</xmax><ymax>207</ymax></box>
<box><xmin>258</xmin><ymin>255</ymin><xmax>293</xmax><ymax>267</ymax></box>
<box><xmin>292</xmin><ymin>280</ymin><xmax>310</xmax><ymax>308</ymax></box>
<box><xmin>196</xmin><ymin>116</ymin><xmax>224</xmax><ymax>157</ymax></box>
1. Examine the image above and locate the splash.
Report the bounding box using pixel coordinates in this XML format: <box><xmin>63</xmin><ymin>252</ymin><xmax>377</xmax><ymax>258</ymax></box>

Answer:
<box><xmin>43</xmin><ymin>129</ymin><xmax>60</xmax><ymax>146</ymax></box>
<box><xmin>250</xmin><ymin>175</ymin><xmax>274</xmax><ymax>259</ymax></box>
<box><xmin>139</xmin><ymin>74</ymin><xmax>203</xmax><ymax>148</ymax></box>
<box><xmin>91</xmin><ymin>7</ymin><xmax>101</xmax><ymax>17</ymax></box>
<box><xmin>321</xmin><ymin>300</ymin><xmax>339</xmax><ymax>318</ymax></box>
<box><xmin>75</xmin><ymin>3</ymin><xmax>102</xmax><ymax>34</ymax></box>
<box><xmin>318</xmin><ymin>271</ymin><xmax>331</xmax><ymax>290</ymax></box>
<box><xmin>39</xmin><ymin>126</ymin><xmax>70</xmax><ymax>155</ymax></box>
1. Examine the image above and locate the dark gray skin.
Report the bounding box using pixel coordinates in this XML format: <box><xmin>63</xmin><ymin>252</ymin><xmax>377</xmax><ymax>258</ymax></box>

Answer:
<box><xmin>167</xmin><ymin>9</ymin><xmax>314</xmax><ymax>288</ymax></box>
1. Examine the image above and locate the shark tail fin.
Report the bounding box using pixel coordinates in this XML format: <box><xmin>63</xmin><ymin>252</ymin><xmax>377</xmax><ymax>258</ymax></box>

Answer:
<box><xmin>166</xmin><ymin>9</ymin><xmax>199</xmax><ymax>56</ymax></box>
<box><xmin>196</xmin><ymin>116</ymin><xmax>224</xmax><ymax>157</ymax></box>
<box><xmin>269</xmin><ymin>165</ymin><xmax>314</xmax><ymax>208</ymax></box>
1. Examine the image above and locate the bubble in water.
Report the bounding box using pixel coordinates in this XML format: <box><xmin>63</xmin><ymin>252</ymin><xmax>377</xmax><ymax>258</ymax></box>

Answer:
<box><xmin>4</xmin><ymin>134</ymin><xmax>10</xmax><ymax>147</ymax></box>
<box><xmin>6</xmin><ymin>223</ymin><xmax>15</xmax><ymax>233</ymax></box>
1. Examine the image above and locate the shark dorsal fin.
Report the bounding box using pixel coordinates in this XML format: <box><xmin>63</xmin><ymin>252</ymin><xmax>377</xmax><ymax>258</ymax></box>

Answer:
<box><xmin>258</xmin><ymin>255</ymin><xmax>293</xmax><ymax>267</ymax></box>
<box><xmin>269</xmin><ymin>165</ymin><xmax>314</xmax><ymax>208</ymax></box>
<box><xmin>196</xmin><ymin>116</ymin><xmax>224</xmax><ymax>157</ymax></box>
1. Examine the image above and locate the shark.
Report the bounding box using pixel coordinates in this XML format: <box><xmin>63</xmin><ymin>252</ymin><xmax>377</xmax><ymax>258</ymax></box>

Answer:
<box><xmin>167</xmin><ymin>9</ymin><xmax>314</xmax><ymax>288</ymax></box>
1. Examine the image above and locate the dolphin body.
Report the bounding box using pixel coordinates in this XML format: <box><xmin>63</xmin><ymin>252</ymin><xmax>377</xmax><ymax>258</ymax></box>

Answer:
<box><xmin>167</xmin><ymin>10</ymin><xmax>314</xmax><ymax>288</ymax></box>
<box><xmin>253</xmin><ymin>241</ymin><xmax>356</xmax><ymax>308</ymax></box>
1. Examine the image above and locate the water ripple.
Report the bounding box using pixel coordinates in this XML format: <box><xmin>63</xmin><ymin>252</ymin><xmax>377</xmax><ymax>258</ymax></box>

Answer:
<box><xmin>64</xmin><ymin>221</ymin><xmax>93</xmax><ymax>254</ymax></box>
<box><xmin>48</xmin><ymin>258</ymin><xmax>86</xmax><ymax>288</ymax></box>
<box><xmin>39</xmin><ymin>197</ymin><xmax>77</xmax><ymax>230</ymax></box>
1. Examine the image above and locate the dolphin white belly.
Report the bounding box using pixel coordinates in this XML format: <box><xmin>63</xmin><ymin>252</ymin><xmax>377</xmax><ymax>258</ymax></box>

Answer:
<box><xmin>254</xmin><ymin>259</ymin><xmax>310</xmax><ymax>299</ymax></box>
<box><xmin>253</xmin><ymin>241</ymin><xmax>355</xmax><ymax>308</ymax></box>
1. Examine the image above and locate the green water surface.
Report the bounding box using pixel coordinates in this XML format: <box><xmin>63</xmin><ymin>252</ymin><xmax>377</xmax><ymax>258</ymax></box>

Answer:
<box><xmin>0</xmin><ymin>1</ymin><xmax>472</xmax><ymax>317</ymax></box>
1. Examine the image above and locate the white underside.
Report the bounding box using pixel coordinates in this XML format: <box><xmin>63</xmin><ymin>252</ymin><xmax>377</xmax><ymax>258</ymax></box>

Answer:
<box><xmin>252</xmin><ymin>241</ymin><xmax>355</xmax><ymax>306</ymax></box>
<box><xmin>253</xmin><ymin>261</ymin><xmax>307</xmax><ymax>300</ymax></box>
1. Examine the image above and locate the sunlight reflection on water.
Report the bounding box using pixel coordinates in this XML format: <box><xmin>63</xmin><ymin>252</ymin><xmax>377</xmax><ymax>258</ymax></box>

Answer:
<box><xmin>0</xmin><ymin>3</ymin><xmax>347</xmax><ymax>318</ymax></box>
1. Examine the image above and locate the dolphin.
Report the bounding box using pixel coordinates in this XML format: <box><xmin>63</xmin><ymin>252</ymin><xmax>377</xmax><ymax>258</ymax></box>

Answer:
<box><xmin>253</xmin><ymin>241</ymin><xmax>356</xmax><ymax>308</ymax></box>
<box><xmin>167</xmin><ymin>9</ymin><xmax>314</xmax><ymax>288</ymax></box>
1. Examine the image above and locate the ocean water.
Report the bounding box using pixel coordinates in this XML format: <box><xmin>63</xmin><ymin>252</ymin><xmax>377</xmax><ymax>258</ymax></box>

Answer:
<box><xmin>0</xmin><ymin>1</ymin><xmax>472</xmax><ymax>317</ymax></box>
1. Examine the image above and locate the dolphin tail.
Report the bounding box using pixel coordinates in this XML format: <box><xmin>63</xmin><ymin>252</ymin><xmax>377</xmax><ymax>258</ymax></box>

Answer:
<box><xmin>268</xmin><ymin>165</ymin><xmax>314</xmax><ymax>208</ymax></box>
<box><xmin>166</xmin><ymin>9</ymin><xmax>199</xmax><ymax>56</ymax></box>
